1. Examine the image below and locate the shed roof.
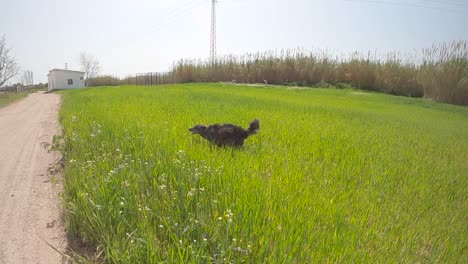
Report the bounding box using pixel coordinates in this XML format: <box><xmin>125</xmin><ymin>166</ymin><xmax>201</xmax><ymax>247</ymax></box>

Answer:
<box><xmin>48</xmin><ymin>68</ymin><xmax>85</xmax><ymax>75</ymax></box>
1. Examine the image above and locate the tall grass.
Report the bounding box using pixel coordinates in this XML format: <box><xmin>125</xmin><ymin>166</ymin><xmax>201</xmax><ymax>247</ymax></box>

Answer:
<box><xmin>117</xmin><ymin>41</ymin><xmax>466</xmax><ymax>105</ymax></box>
<box><xmin>59</xmin><ymin>84</ymin><xmax>468</xmax><ymax>263</ymax></box>
<box><xmin>419</xmin><ymin>41</ymin><xmax>468</xmax><ymax>105</ymax></box>
<box><xmin>173</xmin><ymin>42</ymin><xmax>468</xmax><ymax>105</ymax></box>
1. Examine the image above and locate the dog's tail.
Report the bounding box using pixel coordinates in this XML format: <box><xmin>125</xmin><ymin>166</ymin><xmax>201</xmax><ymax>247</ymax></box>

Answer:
<box><xmin>247</xmin><ymin>119</ymin><xmax>260</xmax><ymax>136</ymax></box>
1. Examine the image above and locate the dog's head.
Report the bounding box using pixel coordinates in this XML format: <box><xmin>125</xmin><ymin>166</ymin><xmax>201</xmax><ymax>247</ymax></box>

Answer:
<box><xmin>189</xmin><ymin>124</ymin><xmax>207</xmax><ymax>134</ymax></box>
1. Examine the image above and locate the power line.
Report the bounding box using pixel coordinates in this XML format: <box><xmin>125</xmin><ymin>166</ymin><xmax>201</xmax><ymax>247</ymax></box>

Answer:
<box><xmin>152</xmin><ymin>0</ymin><xmax>207</xmax><ymax>33</ymax></box>
<box><xmin>343</xmin><ymin>0</ymin><xmax>468</xmax><ymax>14</ymax></box>
<box><xmin>420</xmin><ymin>0</ymin><xmax>468</xmax><ymax>7</ymax></box>
<box><xmin>210</xmin><ymin>0</ymin><xmax>217</xmax><ymax>62</ymax></box>
<box><xmin>162</xmin><ymin>0</ymin><xmax>205</xmax><ymax>20</ymax></box>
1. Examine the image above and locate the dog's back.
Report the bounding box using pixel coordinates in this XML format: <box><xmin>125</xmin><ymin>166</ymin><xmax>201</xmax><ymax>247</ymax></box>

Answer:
<box><xmin>211</xmin><ymin>124</ymin><xmax>248</xmax><ymax>146</ymax></box>
<box><xmin>189</xmin><ymin>119</ymin><xmax>259</xmax><ymax>147</ymax></box>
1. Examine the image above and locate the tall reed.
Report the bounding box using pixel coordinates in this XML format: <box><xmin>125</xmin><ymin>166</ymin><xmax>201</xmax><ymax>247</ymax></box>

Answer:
<box><xmin>419</xmin><ymin>41</ymin><xmax>468</xmax><ymax>105</ymax></box>
<box><xmin>169</xmin><ymin>41</ymin><xmax>466</xmax><ymax>105</ymax></box>
<box><xmin>91</xmin><ymin>41</ymin><xmax>467</xmax><ymax>105</ymax></box>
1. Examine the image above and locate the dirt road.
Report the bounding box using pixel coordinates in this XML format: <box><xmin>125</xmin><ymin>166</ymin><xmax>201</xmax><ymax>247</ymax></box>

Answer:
<box><xmin>0</xmin><ymin>92</ymin><xmax>67</xmax><ymax>264</ymax></box>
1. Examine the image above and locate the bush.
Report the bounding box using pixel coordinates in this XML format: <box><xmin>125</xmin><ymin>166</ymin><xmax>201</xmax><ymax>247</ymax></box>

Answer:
<box><xmin>312</xmin><ymin>81</ymin><xmax>334</xmax><ymax>88</ymax></box>
<box><xmin>335</xmin><ymin>83</ymin><xmax>351</xmax><ymax>89</ymax></box>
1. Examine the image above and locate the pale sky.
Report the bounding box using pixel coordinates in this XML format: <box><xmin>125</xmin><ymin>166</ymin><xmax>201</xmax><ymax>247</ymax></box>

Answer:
<box><xmin>1</xmin><ymin>0</ymin><xmax>467</xmax><ymax>83</ymax></box>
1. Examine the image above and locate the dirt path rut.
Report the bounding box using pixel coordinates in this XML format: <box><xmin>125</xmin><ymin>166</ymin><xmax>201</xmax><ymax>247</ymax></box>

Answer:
<box><xmin>0</xmin><ymin>92</ymin><xmax>67</xmax><ymax>264</ymax></box>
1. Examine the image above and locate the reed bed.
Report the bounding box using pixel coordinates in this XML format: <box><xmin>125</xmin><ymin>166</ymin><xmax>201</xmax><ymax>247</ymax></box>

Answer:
<box><xmin>115</xmin><ymin>41</ymin><xmax>466</xmax><ymax>105</ymax></box>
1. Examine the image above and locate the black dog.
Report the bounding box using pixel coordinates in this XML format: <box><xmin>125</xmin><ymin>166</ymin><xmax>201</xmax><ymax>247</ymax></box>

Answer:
<box><xmin>189</xmin><ymin>119</ymin><xmax>259</xmax><ymax>147</ymax></box>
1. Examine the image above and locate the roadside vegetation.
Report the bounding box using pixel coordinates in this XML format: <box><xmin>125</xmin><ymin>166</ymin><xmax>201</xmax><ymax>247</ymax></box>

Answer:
<box><xmin>0</xmin><ymin>91</ymin><xmax>30</xmax><ymax>107</ymax></box>
<box><xmin>0</xmin><ymin>83</ymin><xmax>47</xmax><ymax>108</ymax></box>
<box><xmin>59</xmin><ymin>84</ymin><xmax>468</xmax><ymax>263</ymax></box>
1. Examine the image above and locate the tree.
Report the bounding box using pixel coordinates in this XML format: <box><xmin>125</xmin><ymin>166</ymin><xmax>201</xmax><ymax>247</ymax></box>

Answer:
<box><xmin>0</xmin><ymin>35</ymin><xmax>20</xmax><ymax>87</ymax></box>
<box><xmin>79</xmin><ymin>52</ymin><xmax>101</xmax><ymax>86</ymax></box>
<box><xmin>22</xmin><ymin>70</ymin><xmax>33</xmax><ymax>86</ymax></box>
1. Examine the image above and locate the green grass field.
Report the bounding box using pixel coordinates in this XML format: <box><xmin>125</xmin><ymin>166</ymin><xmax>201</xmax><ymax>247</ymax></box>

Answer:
<box><xmin>59</xmin><ymin>84</ymin><xmax>468</xmax><ymax>263</ymax></box>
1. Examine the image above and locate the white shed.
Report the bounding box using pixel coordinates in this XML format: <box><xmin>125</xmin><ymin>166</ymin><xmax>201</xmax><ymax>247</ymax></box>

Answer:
<box><xmin>47</xmin><ymin>69</ymin><xmax>85</xmax><ymax>92</ymax></box>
